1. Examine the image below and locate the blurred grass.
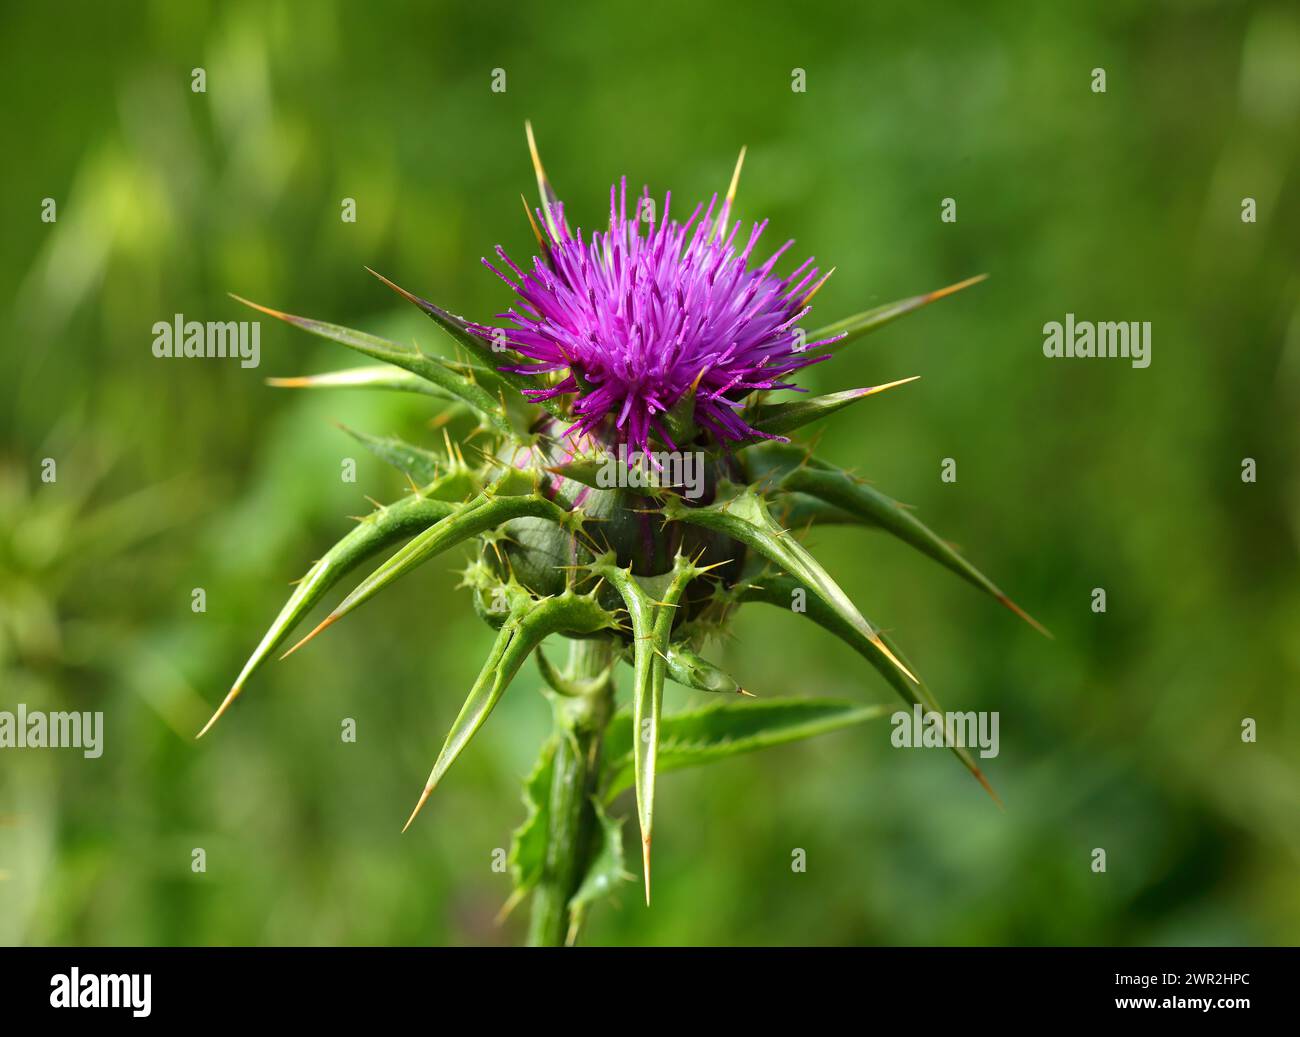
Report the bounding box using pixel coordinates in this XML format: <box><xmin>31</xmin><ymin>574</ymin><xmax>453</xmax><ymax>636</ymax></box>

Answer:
<box><xmin>1</xmin><ymin>0</ymin><xmax>1297</xmax><ymax>946</ymax></box>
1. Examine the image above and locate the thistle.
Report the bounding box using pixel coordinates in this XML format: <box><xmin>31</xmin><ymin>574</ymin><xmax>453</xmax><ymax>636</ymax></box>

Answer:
<box><xmin>199</xmin><ymin>124</ymin><xmax>1045</xmax><ymax>946</ymax></box>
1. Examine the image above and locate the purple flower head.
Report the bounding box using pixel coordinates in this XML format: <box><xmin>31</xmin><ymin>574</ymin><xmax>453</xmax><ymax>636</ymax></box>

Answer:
<box><xmin>474</xmin><ymin>174</ymin><xmax>843</xmax><ymax>456</ymax></box>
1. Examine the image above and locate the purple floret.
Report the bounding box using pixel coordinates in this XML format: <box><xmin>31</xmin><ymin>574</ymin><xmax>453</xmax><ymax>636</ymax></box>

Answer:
<box><xmin>472</xmin><ymin>177</ymin><xmax>842</xmax><ymax>456</ymax></box>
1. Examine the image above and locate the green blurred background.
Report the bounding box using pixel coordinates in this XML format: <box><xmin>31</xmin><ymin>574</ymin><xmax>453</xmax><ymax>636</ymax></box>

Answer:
<box><xmin>2</xmin><ymin>0</ymin><xmax>1298</xmax><ymax>946</ymax></box>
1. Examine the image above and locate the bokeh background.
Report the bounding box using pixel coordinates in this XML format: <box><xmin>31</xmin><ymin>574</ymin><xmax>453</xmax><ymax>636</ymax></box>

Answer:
<box><xmin>2</xmin><ymin>0</ymin><xmax>1298</xmax><ymax>946</ymax></box>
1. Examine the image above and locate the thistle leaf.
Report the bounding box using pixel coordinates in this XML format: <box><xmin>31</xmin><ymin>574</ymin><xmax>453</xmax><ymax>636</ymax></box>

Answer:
<box><xmin>365</xmin><ymin>268</ymin><xmax>568</xmax><ymax>419</ymax></box>
<box><xmin>282</xmin><ymin>492</ymin><xmax>574</xmax><ymax>657</ymax></box>
<box><xmin>772</xmin><ymin>492</ymin><xmax>857</xmax><ymax>528</ymax></box>
<box><xmin>536</xmin><ymin>645</ymin><xmax>614</xmax><ymax>698</ymax></box>
<box><xmin>506</xmin><ymin>737</ymin><xmax>556</xmax><ymax>904</ymax></box>
<box><xmin>712</xmin><ymin>145</ymin><xmax>747</xmax><ymax>243</ymax></box>
<box><xmin>566</xmin><ymin>797</ymin><xmax>631</xmax><ymax>929</ymax></box>
<box><xmin>663</xmin><ymin>485</ymin><xmax>919</xmax><ymax>685</ymax></box>
<box><xmin>403</xmin><ymin>591</ymin><xmax>613</xmax><ymax>829</ymax></box>
<box><xmin>661</xmin><ymin>642</ymin><xmax>747</xmax><ymax>696</ymax></box>
<box><xmin>543</xmin><ymin>450</ymin><xmax>673</xmax><ymax>498</ymax></box>
<box><xmin>752</xmin><ymin>443</ymin><xmax>1048</xmax><ymax>635</ymax></box>
<box><xmin>590</xmin><ymin>554</ymin><xmax>700</xmax><ymax>904</ymax></box>
<box><xmin>199</xmin><ymin>491</ymin><xmax>455</xmax><ymax>737</ymax></box>
<box><xmin>792</xmin><ymin>466</ymin><xmax>1046</xmax><ymax>633</ymax></box>
<box><xmin>266</xmin><ymin>365</ymin><xmax>460</xmax><ymax>400</ymax></box>
<box><xmin>230</xmin><ymin>293</ymin><xmax>511</xmax><ymax>433</ymax></box>
<box><xmin>739</xmin><ymin>377</ymin><xmax>919</xmax><ymax>442</ymax></box>
<box><xmin>525</xmin><ymin>120</ymin><xmax>566</xmax><ymax>243</ymax></box>
<box><xmin>636</xmin><ymin>556</ymin><xmax>700</xmax><ymax>903</ymax></box>
<box><xmin>807</xmin><ymin>273</ymin><xmax>987</xmax><ymax>349</ymax></box>
<box><xmin>736</xmin><ymin>570</ymin><xmax>999</xmax><ymax>802</ymax></box>
<box><xmin>337</xmin><ymin>424</ymin><xmax>443</xmax><ymax>485</ymax></box>
<box><xmin>586</xmin><ymin>560</ymin><xmax>657</xmax><ymax>900</ymax></box>
<box><xmin>601</xmin><ymin>698</ymin><xmax>892</xmax><ymax>798</ymax></box>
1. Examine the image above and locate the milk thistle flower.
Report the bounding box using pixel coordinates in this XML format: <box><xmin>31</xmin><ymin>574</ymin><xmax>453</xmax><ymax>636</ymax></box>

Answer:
<box><xmin>475</xmin><ymin>166</ymin><xmax>836</xmax><ymax>454</ymax></box>
<box><xmin>200</xmin><ymin>124</ymin><xmax>1045</xmax><ymax>946</ymax></box>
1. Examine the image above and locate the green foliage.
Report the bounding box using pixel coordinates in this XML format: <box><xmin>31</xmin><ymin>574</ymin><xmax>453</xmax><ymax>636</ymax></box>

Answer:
<box><xmin>748</xmin><ymin>442</ymin><xmax>1048</xmax><ymax>636</ymax></box>
<box><xmin>806</xmin><ymin>274</ymin><xmax>987</xmax><ymax>349</ymax></box>
<box><xmin>508</xmin><ymin>737</ymin><xmax>557</xmax><ymax>902</ymax></box>
<box><xmin>337</xmin><ymin>425</ymin><xmax>444</xmax><ymax>486</ymax></box>
<box><xmin>660</xmin><ymin>642</ymin><xmax>745</xmax><ymax>696</ymax></box>
<box><xmin>601</xmin><ymin>699</ymin><xmax>893</xmax><ymax>799</ymax></box>
<box><xmin>265</xmin><ymin>364</ymin><xmax>463</xmax><ymax>400</ymax></box>
<box><xmin>403</xmin><ymin>589</ymin><xmax>615</xmax><ymax>830</ymax></box>
<box><xmin>232</xmin><ymin>294</ymin><xmax>511</xmax><ymax>433</ymax></box>
<box><xmin>663</xmin><ymin>486</ymin><xmax>919</xmax><ymax>686</ymax></box>
<box><xmin>566</xmin><ymin>798</ymin><xmax>630</xmax><ymax>924</ymax></box>
<box><xmin>365</xmin><ymin>268</ymin><xmax>568</xmax><ymax>420</ymax></box>
<box><xmin>291</xmin><ymin>491</ymin><xmax>576</xmax><ymax>639</ymax></box>
<box><xmin>739</xmin><ymin>379</ymin><xmax>919</xmax><ymax>442</ymax></box>
<box><xmin>200</xmin><ymin>489</ymin><xmax>454</xmax><ymax>736</ymax></box>
<box><xmin>733</xmin><ymin>567</ymin><xmax>995</xmax><ymax>796</ymax></box>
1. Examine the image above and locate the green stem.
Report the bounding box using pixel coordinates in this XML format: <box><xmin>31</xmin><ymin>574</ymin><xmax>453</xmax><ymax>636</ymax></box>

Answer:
<box><xmin>527</xmin><ymin>637</ymin><xmax>615</xmax><ymax>947</ymax></box>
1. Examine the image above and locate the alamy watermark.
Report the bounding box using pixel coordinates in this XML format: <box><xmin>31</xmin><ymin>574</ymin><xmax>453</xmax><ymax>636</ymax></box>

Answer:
<box><xmin>1043</xmin><ymin>313</ymin><xmax>1150</xmax><ymax>369</ymax></box>
<box><xmin>891</xmin><ymin>705</ymin><xmax>999</xmax><ymax>759</ymax></box>
<box><xmin>50</xmin><ymin>969</ymin><xmax>150</xmax><ymax>1017</ymax></box>
<box><xmin>594</xmin><ymin>445</ymin><xmax>705</xmax><ymax>499</ymax></box>
<box><xmin>152</xmin><ymin>314</ymin><xmax>260</xmax><ymax>368</ymax></box>
<box><xmin>0</xmin><ymin>704</ymin><xmax>103</xmax><ymax>758</ymax></box>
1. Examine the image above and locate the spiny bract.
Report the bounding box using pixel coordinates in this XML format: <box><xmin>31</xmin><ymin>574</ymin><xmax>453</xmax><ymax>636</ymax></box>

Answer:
<box><xmin>201</xmin><ymin>123</ymin><xmax>1045</xmax><ymax>921</ymax></box>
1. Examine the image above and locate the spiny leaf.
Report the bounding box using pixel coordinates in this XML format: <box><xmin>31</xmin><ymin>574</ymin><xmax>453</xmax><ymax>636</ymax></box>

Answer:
<box><xmin>543</xmin><ymin>449</ymin><xmax>674</xmax><ymax>498</ymax></box>
<box><xmin>403</xmin><ymin>591</ymin><xmax>613</xmax><ymax>830</ymax></box>
<box><xmin>198</xmin><ymin>490</ymin><xmax>455</xmax><ymax>737</ymax></box>
<box><xmin>661</xmin><ymin>642</ymin><xmax>749</xmax><ymax>696</ymax></box>
<box><xmin>638</xmin><ymin>556</ymin><xmax>701</xmax><ymax>903</ymax></box>
<box><xmin>601</xmin><ymin>698</ymin><xmax>892</xmax><ymax>798</ymax></box>
<box><xmin>365</xmin><ymin>268</ymin><xmax>568</xmax><ymax>420</ymax></box>
<box><xmin>807</xmin><ymin>273</ymin><xmax>987</xmax><ymax>349</ymax></box>
<box><xmin>713</xmin><ymin>145</ymin><xmax>747</xmax><ymax>242</ymax></box>
<box><xmin>788</xmin><ymin>466</ymin><xmax>1047</xmax><ymax>635</ymax></box>
<box><xmin>586</xmin><ymin>559</ymin><xmax>658</xmax><ymax>901</ymax></box>
<box><xmin>663</xmin><ymin>485</ymin><xmax>919</xmax><ymax>686</ymax></box>
<box><xmin>230</xmin><ymin>293</ymin><xmax>511</xmax><ymax>433</ymax></box>
<box><xmin>735</xmin><ymin>569</ymin><xmax>999</xmax><ymax>802</ymax></box>
<box><xmin>753</xmin><ymin>443</ymin><xmax>1048</xmax><ymax>636</ymax></box>
<box><xmin>439</xmin><ymin>355</ymin><xmax>513</xmax><ymax>394</ymax></box>
<box><xmin>536</xmin><ymin>645</ymin><xmax>614</xmax><ymax>698</ymax></box>
<box><xmin>525</xmin><ymin>120</ymin><xmax>566</xmax><ymax>243</ymax></box>
<box><xmin>337</xmin><ymin>424</ymin><xmax>443</xmax><ymax>485</ymax></box>
<box><xmin>772</xmin><ymin>492</ymin><xmax>857</xmax><ymax>528</ymax></box>
<box><xmin>566</xmin><ymin>796</ymin><xmax>632</xmax><ymax>938</ymax></box>
<box><xmin>590</xmin><ymin>554</ymin><xmax>701</xmax><ymax>904</ymax></box>
<box><xmin>282</xmin><ymin>492</ymin><xmax>576</xmax><ymax>657</ymax></box>
<box><xmin>266</xmin><ymin>365</ymin><xmax>460</xmax><ymax>400</ymax></box>
<box><xmin>506</xmin><ymin>737</ymin><xmax>556</xmax><ymax>910</ymax></box>
<box><xmin>739</xmin><ymin>377</ymin><xmax>919</xmax><ymax>443</ymax></box>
